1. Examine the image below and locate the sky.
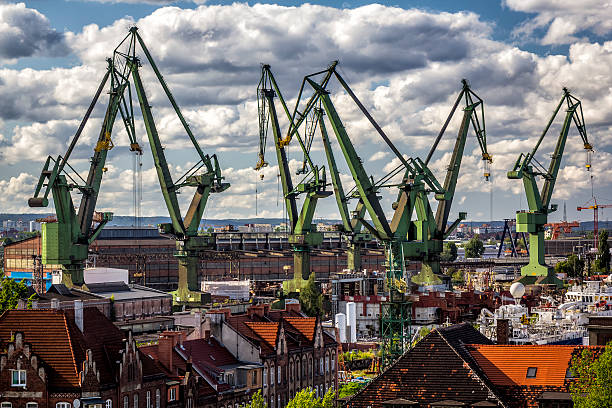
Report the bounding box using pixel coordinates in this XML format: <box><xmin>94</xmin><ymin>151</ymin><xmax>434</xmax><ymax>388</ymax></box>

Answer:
<box><xmin>0</xmin><ymin>0</ymin><xmax>611</xmax><ymax>225</ymax></box>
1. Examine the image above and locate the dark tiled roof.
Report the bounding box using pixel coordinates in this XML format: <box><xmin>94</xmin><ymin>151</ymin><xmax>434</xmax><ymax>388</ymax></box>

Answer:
<box><xmin>347</xmin><ymin>324</ymin><xmax>502</xmax><ymax>408</ymax></box>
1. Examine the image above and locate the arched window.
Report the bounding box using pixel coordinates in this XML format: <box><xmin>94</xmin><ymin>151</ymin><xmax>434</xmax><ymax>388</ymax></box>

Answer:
<box><xmin>320</xmin><ymin>357</ymin><xmax>324</xmax><ymax>375</ymax></box>
<box><xmin>277</xmin><ymin>365</ymin><xmax>281</xmax><ymax>384</ymax></box>
<box><xmin>296</xmin><ymin>360</ymin><xmax>301</xmax><ymax>381</ymax></box>
<box><xmin>134</xmin><ymin>393</ymin><xmax>138</xmax><ymax>408</ymax></box>
<box><xmin>105</xmin><ymin>399</ymin><xmax>112</xmax><ymax>408</ymax></box>
<box><xmin>270</xmin><ymin>363</ymin><xmax>275</xmax><ymax>385</ymax></box>
<box><xmin>155</xmin><ymin>389</ymin><xmax>160</xmax><ymax>408</ymax></box>
<box><xmin>146</xmin><ymin>391</ymin><xmax>151</xmax><ymax>408</ymax></box>
<box><xmin>263</xmin><ymin>366</ymin><xmax>268</xmax><ymax>387</ymax></box>
<box><xmin>325</xmin><ymin>355</ymin><xmax>329</xmax><ymax>373</ymax></box>
<box><xmin>123</xmin><ymin>396</ymin><xmax>128</xmax><ymax>408</ymax></box>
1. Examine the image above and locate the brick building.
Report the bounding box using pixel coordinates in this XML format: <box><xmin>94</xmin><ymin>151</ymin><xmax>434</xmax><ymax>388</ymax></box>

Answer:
<box><xmin>0</xmin><ymin>307</ymin><xmax>168</xmax><ymax>408</ymax></box>
<box><xmin>3</xmin><ymin>231</ymin><xmax>385</xmax><ymax>292</ymax></box>
<box><xmin>208</xmin><ymin>303</ymin><xmax>338</xmax><ymax>408</ymax></box>
<box><xmin>141</xmin><ymin>331</ymin><xmax>261</xmax><ymax>407</ymax></box>
<box><xmin>346</xmin><ymin>323</ymin><xmax>604</xmax><ymax>408</ymax></box>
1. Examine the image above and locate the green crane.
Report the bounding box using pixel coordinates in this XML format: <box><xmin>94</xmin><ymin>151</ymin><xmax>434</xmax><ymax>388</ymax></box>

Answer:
<box><xmin>255</xmin><ymin>65</ymin><xmax>331</xmax><ymax>284</ymax></box>
<box><xmin>508</xmin><ymin>88</ymin><xmax>592</xmax><ymax>286</ymax></box>
<box><xmin>114</xmin><ymin>28</ymin><xmax>229</xmax><ymax>305</ymax></box>
<box><xmin>292</xmin><ymin>64</ymin><xmax>492</xmax><ymax>366</ymax></box>
<box><xmin>28</xmin><ymin>57</ymin><xmax>141</xmax><ymax>287</ymax></box>
<box><xmin>403</xmin><ymin>79</ymin><xmax>491</xmax><ymax>286</ymax></box>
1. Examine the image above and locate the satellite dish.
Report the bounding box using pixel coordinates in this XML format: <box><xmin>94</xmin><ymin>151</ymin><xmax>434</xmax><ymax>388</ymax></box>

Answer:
<box><xmin>510</xmin><ymin>282</ymin><xmax>525</xmax><ymax>299</ymax></box>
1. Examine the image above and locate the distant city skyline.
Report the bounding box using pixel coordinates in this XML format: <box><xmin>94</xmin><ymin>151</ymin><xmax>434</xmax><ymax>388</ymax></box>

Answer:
<box><xmin>0</xmin><ymin>1</ymin><xmax>611</xmax><ymax>223</ymax></box>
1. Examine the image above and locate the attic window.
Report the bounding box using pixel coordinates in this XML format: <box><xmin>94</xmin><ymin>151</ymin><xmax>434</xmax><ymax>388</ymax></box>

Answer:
<box><xmin>526</xmin><ymin>367</ymin><xmax>537</xmax><ymax>378</ymax></box>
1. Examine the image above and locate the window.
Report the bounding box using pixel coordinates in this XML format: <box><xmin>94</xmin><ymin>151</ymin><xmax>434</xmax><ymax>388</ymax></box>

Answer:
<box><xmin>252</xmin><ymin>369</ymin><xmax>258</xmax><ymax>386</ymax></box>
<box><xmin>320</xmin><ymin>357</ymin><xmax>324</xmax><ymax>375</ymax></box>
<box><xmin>526</xmin><ymin>367</ymin><xmax>538</xmax><ymax>378</ymax></box>
<box><xmin>270</xmin><ymin>364</ymin><xmax>275</xmax><ymax>385</ymax></box>
<box><xmin>134</xmin><ymin>394</ymin><xmax>138</xmax><ymax>408</ymax></box>
<box><xmin>26</xmin><ymin>403</ymin><xmax>37</xmax><ymax>408</ymax></box>
<box><xmin>155</xmin><ymin>390</ymin><xmax>160</xmax><ymax>408</ymax></box>
<box><xmin>263</xmin><ymin>367</ymin><xmax>268</xmax><ymax>387</ymax></box>
<box><xmin>331</xmin><ymin>355</ymin><xmax>335</xmax><ymax>372</ymax></box>
<box><xmin>1</xmin><ymin>403</ymin><xmax>12</xmax><ymax>408</ymax></box>
<box><xmin>11</xmin><ymin>370</ymin><xmax>26</xmax><ymax>387</ymax></box>
<box><xmin>57</xmin><ymin>403</ymin><xmax>71</xmax><ymax>408</ymax></box>
<box><xmin>325</xmin><ymin>356</ymin><xmax>329</xmax><ymax>373</ymax></box>
<box><xmin>123</xmin><ymin>396</ymin><xmax>128</xmax><ymax>408</ymax></box>
<box><xmin>277</xmin><ymin>395</ymin><xmax>280</xmax><ymax>408</ymax></box>
<box><xmin>146</xmin><ymin>391</ymin><xmax>151</xmax><ymax>408</ymax></box>
<box><xmin>277</xmin><ymin>365</ymin><xmax>281</xmax><ymax>384</ymax></box>
<box><xmin>565</xmin><ymin>368</ymin><xmax>575</xmax><ymax>379</ymax></box>
<box><xmin>106</xmin><ymin>400</ymin><xmax>113</xmax><ymax>408</ymax></box>
<box><xmin>168</xmin><ymin>387</ymin><xmax>176</xmax><ymax>402</ymax></box>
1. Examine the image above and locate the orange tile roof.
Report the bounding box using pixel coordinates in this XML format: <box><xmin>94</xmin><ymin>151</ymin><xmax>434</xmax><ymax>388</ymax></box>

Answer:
<box><xmin>0</xmin><ymin>309</ymin><xmax>83</xmax><ymax>389</ymax></box>
<box><xmin>244</xmin><ymin>322</ymin><xmax>278</xmax><ymax>347</ymax></box>
<box><xmin>284</xmin><ymin>317</ymin><xmax>316</xmax><ymax>341</ymax></box>
<box><xmin>467</xmin><ymin>344</ymin><xmax>598</xmax><ymax>387</ymax></box>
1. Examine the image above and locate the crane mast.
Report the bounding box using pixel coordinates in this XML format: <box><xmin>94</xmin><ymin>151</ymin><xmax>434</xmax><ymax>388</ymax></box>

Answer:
<box><xmin>256</xmin><ymin>65</ymin><xmax>330</xmax><ymax>284</ymax></box>
<box><xmin>119</xmin><ymin>28</ymin><xmax>229</xmax><ymax>305</ymax></box>
<box><xmin>508</xmin><ymin>88</ymin><xmax>592</xmax><ymax>286</ymax></box>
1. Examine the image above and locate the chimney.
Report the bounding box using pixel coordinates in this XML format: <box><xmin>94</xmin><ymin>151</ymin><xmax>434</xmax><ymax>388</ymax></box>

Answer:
<box><xmin>74</xmin><ymin>300</ymin><xmax>84</xmax><ymax>332</ymax></box>
<box><xmin>51</xmin><ymin>298</ymin><xmax>60</xmax><ymax>309</ymax></box>
<box><xmin>158</xmin><ymin>331</ymin><xmax>182</xmax><ymax>373</ymax></box>
<box><xmin>285</xmin><ymin>299</ymin><xmax>301</xmax><ymax>314</ymax></box>
<box><xmin>496</xmin><ymin>318</ymin><xmax>509</xmax><ymax>345</ymax></box>
<box><xmin>194</xmin><ymin>311</ymin><xmax>202</xmax><ymax>339</ymax></box>
<box><xmin>158</xmin><ymin>334</ymin><xmax>174</xmax><ymax>373</ymax></box>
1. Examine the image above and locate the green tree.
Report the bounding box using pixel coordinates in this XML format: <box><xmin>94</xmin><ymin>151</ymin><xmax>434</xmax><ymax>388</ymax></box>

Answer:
<box><xmin>338</xmin><ymin>382</ymin><xmax>365</xmax><ymax>399</ymax></box>
<box><xmin>595</xmin><ymin>229</ymin><xmax>610</xmax><ymax>273</ymax></box>
<box><xmin>569</xmin><ymin>342</ymin><xmax>612</xmax><ymax>407</ymax></box>
<box><xmin>465</xmin><ymin>236</ymin><xmax>485</xmax><ymax>258</ymax></box>
<box><xmin>452</xmin><ymin>269</ymin><xmax>465</xmax><ymax>284</ymax></box>
<box><xmin>246</xmin><ymin>390</ymin><xmax>266</xmax><ymax>408</ymax></box>
<box><xmin>0</xmin><ymin>277</ymin><xmax>30</xmax><ymax>312</ymax></box>
<box><xmin>299</xmin><ymin>273</ymin><xmax>323</xmax><ymax>317</ymax></box>
<box><xmin>286</xmin><ymin>388</ymin><xmax>334</xmax><ymax>408</ymax></box>
<box><xmin>440</xmin><ymin>241</ymin><xmax>458</xmax><ymax>262</ymax></box>
<box><xmin>554</xmin><ymin>254</ymin><xmax>584</xmax><ymax>278</ymax></box>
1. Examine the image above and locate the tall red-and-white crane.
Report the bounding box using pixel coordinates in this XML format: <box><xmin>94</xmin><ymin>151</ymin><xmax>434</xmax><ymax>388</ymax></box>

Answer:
<box><xmin>577</xmin><ymin>198</ymin><xmax>612</xmax><ymax>249</ymax></box>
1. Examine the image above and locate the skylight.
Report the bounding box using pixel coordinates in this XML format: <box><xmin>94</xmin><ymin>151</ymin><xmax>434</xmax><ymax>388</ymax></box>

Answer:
<box><xmin>526</xmin><ymin>367</ymin><xmax>537</xmax><ymax>378</ymax></box>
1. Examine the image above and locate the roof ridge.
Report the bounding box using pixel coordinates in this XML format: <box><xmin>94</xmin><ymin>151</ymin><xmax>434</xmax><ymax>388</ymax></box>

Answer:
<box><xmin>62</xmin><ymin>311</ymin><xmax>81</xmax><ymax>386</ymax></box>
<box><xmin>437</xmin><ymin>329</ymin><xmax>507</xmax><ymax>407</ymax></box>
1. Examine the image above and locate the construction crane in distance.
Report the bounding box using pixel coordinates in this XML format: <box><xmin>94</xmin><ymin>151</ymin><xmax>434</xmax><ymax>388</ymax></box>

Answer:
<box><xmin>255</xmin><ymin>65</ymin><xmax>331</xmax><ymax>286</ymax></box>
<box><xmin>29</xmin><ymin>56</ymin><xmax>141</xmax><ymax>287</ymax></box>
<box><xmin>577</xmin><ymin>198</ymin><xmax>612</xmax><ymax>250</ymax></box>
<box><xmin>508</xmin><ymin>88</ymin><xmax>593</xmax><ymax>286</ymax></box>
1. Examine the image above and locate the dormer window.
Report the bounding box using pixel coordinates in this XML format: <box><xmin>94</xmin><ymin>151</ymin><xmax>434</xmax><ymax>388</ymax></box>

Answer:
<box><xmin>11</xmin><ymin>370</ymin><xmax>26</xmax><ymax>387</ymax></box>
<box><xmin>526</xmin><ymin>367</ymin><xmax>537</xmax><ymax>378</ymax></box>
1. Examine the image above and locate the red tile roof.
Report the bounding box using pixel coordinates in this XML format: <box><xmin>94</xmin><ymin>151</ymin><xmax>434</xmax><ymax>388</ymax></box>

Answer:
<box><xmin>244</xmin><ymin>322</ymin><xmax>278</xmax><ymax>347</ymax></box>
<box><xmin>0</xmin><ymin>309</ymin><xmax>84</xmax><ymax>390</ymax></box>
<box><xmin>181</xmin><ymin>337</ymin><xmax>239</xmax><ymax>371</ymax></box>
<box><xmin>467</xmin><ymin>344</ymin><xmax>601</xmax><ymax>387</ymax></box>
<box><xmin>284</xmin><ymin>317</ymin><xmax>316</xmax><ymax>341</ymax></box>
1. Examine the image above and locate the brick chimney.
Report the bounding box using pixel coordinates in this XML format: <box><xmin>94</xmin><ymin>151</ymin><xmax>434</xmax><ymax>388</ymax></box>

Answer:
<box><xmin>74</xmin><ymin>300</ymin><xmax>84</xmax><ymax>332</ymax></box>
<box><xmin>496</xmin><ymin>318</ymin><xmax>509</xmax><ymax>345</ymax></box>
<box><xmin>158</xmin><ymin>331</ymin><xmax>182</xmax><ymax>373</ymax></box>
<box><xmin>285</xmin><ymin>299</ymin><xmax>301</xmax><ymax>314</ymax></box>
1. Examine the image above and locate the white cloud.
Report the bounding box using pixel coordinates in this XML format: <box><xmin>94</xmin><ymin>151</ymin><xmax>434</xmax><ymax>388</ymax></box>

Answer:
<box><xmin>505</xmin><ymin>0</ymin><xmax>612</xmax><ymax>45</ymax></box>
<box><xmin>0</xmin><ymin>3</ymin><xmax>611</xmax><ymax>221</ymax></box>
<box><xmin>0</xmin><ymin>3</ymin><xmax>69</xmax><ymax>64</ymax></box>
